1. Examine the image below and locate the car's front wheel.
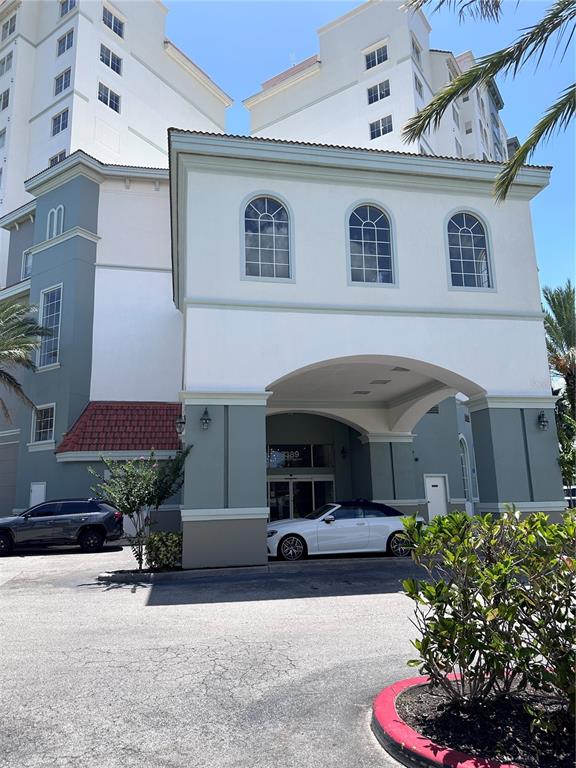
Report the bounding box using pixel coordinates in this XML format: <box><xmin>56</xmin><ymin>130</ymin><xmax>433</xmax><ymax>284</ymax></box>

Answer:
<box><xmin>387</xmin><ymin>531</ymin><xmax>411</xmax><ymax>558</ymax></box>
<box><xmin>278</xmin><ymin>534</ymin><xmax>307</xmax><ymax>561</ymax></box>
<box><xmin>78</xmin><ymin>528</ymin><xmax>105</xmax><ymax>552</ymax></box>
<box><xmin>0</xmin><ymin>531</ymin><xmax>13</xmax><ymax>556</ymax></box>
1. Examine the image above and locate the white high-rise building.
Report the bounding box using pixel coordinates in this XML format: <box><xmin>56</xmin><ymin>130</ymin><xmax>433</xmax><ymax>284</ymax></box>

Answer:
<box><xmin>0</xmin><ymin>0</ymin><xmax>231</xmax><ymax>284</ymax></box>
<box><xmin>244</xmin><ymin>0</ymin><xmax>509</xmax><ymax>163</ymax></box>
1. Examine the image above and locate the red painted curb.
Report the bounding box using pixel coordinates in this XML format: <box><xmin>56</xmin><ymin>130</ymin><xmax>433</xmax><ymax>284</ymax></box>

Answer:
<box><xmin>371</xmin><ymin>675</ymin><xmax>522</xmax><ymax>768</ymax></box>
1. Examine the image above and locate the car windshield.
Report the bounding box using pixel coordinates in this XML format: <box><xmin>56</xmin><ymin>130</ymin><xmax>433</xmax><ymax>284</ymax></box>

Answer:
<box><xmin>304</xmin><ymin>504</ymin><xmax>336</xmax><ymax>520</ymax></box>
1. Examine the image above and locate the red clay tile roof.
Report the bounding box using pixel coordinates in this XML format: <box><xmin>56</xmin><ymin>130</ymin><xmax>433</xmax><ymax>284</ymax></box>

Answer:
<box><xmin>56</xmin><ymin>402</ymin><xmax>181</xmax><ymax>454</ymax></box>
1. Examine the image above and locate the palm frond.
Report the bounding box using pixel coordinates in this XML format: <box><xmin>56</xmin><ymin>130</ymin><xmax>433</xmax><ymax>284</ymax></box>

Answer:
<box><xmin>403</xmin><ymin>0</ymin><xmax>505</xmax><ymax>22</ymax></box>
<box><xmin>0</xmin><ymin>369</ymin><xmax>36</xmax><ymax>410</ymax></box>
<box><xmin>402</xmin><ymin>0</ymin><xmax>576</xmax><ymax>142</ymax></box>
<box><xmin>494</xmin><ymin>83</ymin><xmax>576</xmax><ymax>200</ymax></box>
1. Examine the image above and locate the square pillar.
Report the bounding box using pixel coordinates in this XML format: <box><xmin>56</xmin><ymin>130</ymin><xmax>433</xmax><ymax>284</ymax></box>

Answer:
<box><xmin>360</xmin><ymin>434</ymin><xmax>422</xmax><ymax>516</ymax></box>
<box><xmin>470</xmin><ymin>397</ymin><xmax>565</xmax><ymax>519</ymax></box>
<box><xmin>180</xmin><ymin>395</ymin><xmax>269</xmax><ymax>568</ymax></box>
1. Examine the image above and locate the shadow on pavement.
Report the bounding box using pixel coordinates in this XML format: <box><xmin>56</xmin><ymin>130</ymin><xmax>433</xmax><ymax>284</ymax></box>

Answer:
<box><xmin>145</xmin><ymin>558</ymin><xmax>424</xmax><ymax>606</ymax></box>
<box><xmin>9</xmin><ymin>545</ymin><xmax>124</xmax><ymax>558</ymax></box>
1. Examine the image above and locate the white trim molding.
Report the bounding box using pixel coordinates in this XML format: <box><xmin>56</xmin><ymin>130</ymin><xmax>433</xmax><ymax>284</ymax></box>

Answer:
<box><xmin>0</xmin><ymin>428</ymin><xmax>20</xmax><ymax>438</ymax></box>
<box><xmin>28</xmin><ymin>226</ymin><xmax>100</xmax><ymax>256</ymax></box>
<box><xmin>180</xmin><ymin>391</ymin><xmax>271</xmax><ymax>406</ymax></box>
<box><xmin>56</xmin><ymin>449</ymin><xmax>177</xmax><ymax>463</ymax></box>
<box><xmin>28</xmin><ymin>441</ymin><xmax>56</xmax><ymax>453</ymax></box>
<box><xmin>0</xmin><ymin>279</ymin><xmax>31</xmax><ymax>301</ymax></box>
<box><xmin>181</xmin><ymin>507</ymin><xmax>270</xmax><ymax>522</ymax></box>
<box><xmin>476</xmin><ymin>501</ymin><xmax>567</xmax><ymax>514</ymax></box>
<box><xmin>359</xmin><ymin>432</ymin><xmax>414</xmax><ymax>444</ymax></box>
<box><xmin>466</xmin><ymin>395</ymin><xmax>558</xmax><ymax>413</ymax></box>
<box><xmin>373</xmin><ymin>499</ymin><xmax>426</xmax><ymax>506</ymax></box>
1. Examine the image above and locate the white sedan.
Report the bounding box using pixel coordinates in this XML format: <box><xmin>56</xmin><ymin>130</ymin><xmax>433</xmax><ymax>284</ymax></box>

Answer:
<box><xmin>267</xmin><ymin>500</ymin><xmax>423</xmax><ymax>560</ymax></box>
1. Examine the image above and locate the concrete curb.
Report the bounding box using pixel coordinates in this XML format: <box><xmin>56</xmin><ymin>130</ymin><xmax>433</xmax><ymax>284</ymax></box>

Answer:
<box><xmin>97</xmin><ymin>555</ymin><xmax>411</xmax><ymax>583</ymax></box>
<box><xmin>371</xmin><ymin>675</ymin><xmax>522</xmax><ymax>768</ymax></box>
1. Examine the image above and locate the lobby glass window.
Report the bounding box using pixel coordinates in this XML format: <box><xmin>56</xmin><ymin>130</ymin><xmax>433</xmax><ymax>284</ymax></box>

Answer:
<box><xmin>365</xmin><ymin>45</ymin><xmax>387</xmax><ymax>70</ymax></box>
<box><xmin>244</xmin><ymin>196</ymin><xmax>290</xmax><ymax>279</ymax></box>
<box><xmin>367</xmin><ymin>80</ymin><xmax>390</xmax><ymax>105</ymax></box>
<box><xmin>0</xmin><ymin>51</ymin><xmax>13</xmax><ymax>76</ymax></box>
<box><xmin>57</xmin><ymin>29</ymin><xmax>73</xmax><ymax>56</ymax></box>
<box><xmin>349</xmin><ymin>204</ymin><xmax>393</xmax><ymax>284</ymax></box>
<box><xmin>60</xmin><ymin>0</ymin><xmax>76</xmax><ymax>16</ymax></box>
<box><xmin>38</xmin><ymin>286</ymin><xmax>62</xmax><ymax>367</ymax></box>
<box><xmin>1</xmin><ymin>15</ymin><xmax>15</xmax><ymax>41</ymax></box>
<box><xmin>54</xmin><ymin>68</ymin><xmax>71</xmax><ymax>95</ymax></box>
<box><xmin>0</xmin><ymin>88</ymin><xmax>9</xmax><ymax>111</ymax></box>
<box><xmin>32</xmin><ymin>405</ymin><xmax>55</xmax><ymax>443</ymax></box>
<box><xmin>98</xmin><ymin>82</ymin><xmax>120</xmax><ymax>112</ymax></box>
<box><xmin>447</xmin><ymin>212</ymin><xmax>492</xmax><ymax>288</ymax></box>
<box><xmin>103</xmin><ymin>7</ymin><xmax>124</xmax><ymax>38</ymax></box>
<box><xmin>100</xmin><ymin>44</ymin><xmax>122</xmax><ymax>75</ymax></box>
<box><xmin>369</xmin><ymin>115</ymin><xmax>392</xmax><ymax>140</ymax></box>
<box><xmin>267</xmin><ymin>444</ymin><xmax>334</xmax><ymax>469</ymax></box>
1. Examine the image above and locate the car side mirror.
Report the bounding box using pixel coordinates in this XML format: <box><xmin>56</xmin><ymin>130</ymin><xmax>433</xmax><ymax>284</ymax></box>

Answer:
<box><xmin>23</xmin><ymin>512</ymin><xmax>31</xmax><ymax>519</ymax></box>
<box><xmin>324</xmin><ymin>515</ymin><xmax>335</xmax><ymax>524</ymax></box>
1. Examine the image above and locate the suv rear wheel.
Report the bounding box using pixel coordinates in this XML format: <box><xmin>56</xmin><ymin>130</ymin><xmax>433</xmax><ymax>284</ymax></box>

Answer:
<box><xmin>0</xmin><ymin>531</ymin><xmax>13</xmax><ymax>556</ymax></box>
<box><xmin>78</xmin><ymin>528</ymin><xmax>105</xmax><ymax>552</ymax></box>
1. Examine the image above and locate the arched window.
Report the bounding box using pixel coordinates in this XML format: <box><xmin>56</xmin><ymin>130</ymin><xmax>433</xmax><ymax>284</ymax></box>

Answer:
<box><xmin>459</xmin><ymin>436</ymin><xmax>472</xmax><ymax>501</ymax></box>
<box><xmin>349</xmin><ymin>204</ymin><xmax>393</xmax><ymax>284</ymax></box>
<box><xmin>447</xmin><ymin>212</ymin><xmax>491</xmax><ymax>288</ymax></box>
<box><xmin>46</xmin><ymin>205</ymin><xmax>64</xmax><ymax>240</ymax></box>
<box><xmin>244</xmin><ymin>196</ymin><xmax>290</xmax><ymax>279</ymax></box>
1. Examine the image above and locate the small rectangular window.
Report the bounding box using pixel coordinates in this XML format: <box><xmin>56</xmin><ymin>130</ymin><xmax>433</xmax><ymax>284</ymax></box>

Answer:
<box><xmin>33</xmin><ymin>405</ymin><xmax>55</xmax><ymax>443</ymax></box>
<box><xmin>60</xmin><ymin>0</ymin><xmax>76</xmax><ymax>16</ymax></box>
<box><xmin>57</xmin><ymin>29</ymin><xmax>73</xmax><ymax>56</ymax></box>
<box><xmin>465</xmin><ymin>120</ymin><xmax>472</xmax><ymax>135</ymax></box>
<box><xmin>0</xmin><ymin>128</ymin><xmax>5</xmax><ymax>148</ymax></box>
<box><xmin>455</xmin><ymin>139</ymin><xmax>463</xmax><ymax>158</ymax></box>
<box><xmin>38</xmin><ymin>286</ymin><xmax>62</xmax><ymax>368</ymax></box>
<box><xmin>54</xmin><ymin>68</ymin><xmax>71</xmax><ymax>96</ymax></box>
<box><xmin>103</xmin><ymin>7</ymin><xmax>124</xmax><ymax>38</ymax></box>
<box><xmin>21</xmin><ymin>250</ymin><xmax>32</xmax><ymax>279</ymax></box>
<box><xmin>0</xmin><ymin>51</ymin><xmax>13</xmax><ymax>77</ymax></box>
<box><xmin>100</xmin><ymin>44</ymin><xmax>122</xmax><ymax>75</ymax></box>
<box><xmin>369</xmin><ymin>114</ymin><xmax>393</xmax><ymax>140</ymax></box>
<box><xmin>411</xmin><ymin>37</ymin><xmax>422</xmax><ymax>67</ymax></box>
<box><xmin>98</xmin><ymin>82</ymin><xmax>120</xmax><ymax>113</ymax></box>
<box><xmin>414</xmin><ymin>75</ymin><xmax>423</xmax><ymax>99</ymax></box>
<box><xmin>463</xmin><ymin>94</ymin><xmax>469</xmax><ymax>102</ymax></box>
<box><xmin>1</xmin><ymin>15</ymin><xmax>15</xmax><ymax>41</ymax></box>
<box><xmin>52</xmin><ymin>108</ymin><xmax>69</xmax><ymax>136</ymax></box>
<box><xmin>49</xmin><ymin>150</ymin><xmax>66</xmax><ymax>167</ymax></box>
<box><xmin>367</xmin><ymin>79</ymin><xmax>390</xmax><ymax>105</ymax></box>
<box><xmin>365</xmin><ymin>45</ymin><xmax>387</xmax><ymax>70</ymax></box>
<box><xmin>452</xmin><ymin>105</ymin><xmax>460</xmax><ymax>127</ymax></box>
<box><xmin>0</xmin><ymin>88</ymin><xmax>9</xmax><ymax>111</ymax></box>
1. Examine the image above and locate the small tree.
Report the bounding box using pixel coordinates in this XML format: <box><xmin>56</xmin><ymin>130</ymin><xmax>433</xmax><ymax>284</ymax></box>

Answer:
<box><xmin>148</xmin><ymin>445</ymin><xmax>191</xmax><ymax>519</ymax></box>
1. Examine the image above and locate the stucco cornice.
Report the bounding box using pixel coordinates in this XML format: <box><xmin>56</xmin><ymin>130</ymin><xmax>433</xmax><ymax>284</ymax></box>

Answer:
<box><xmin>466</xmin><ymin>394</ymin><xmax>558</xmax><ymax>412</ymax></box>
<box><xmin>0</xmin><ymin>199</ymin><xmax>36</xmax><ymax>230</ymax></box>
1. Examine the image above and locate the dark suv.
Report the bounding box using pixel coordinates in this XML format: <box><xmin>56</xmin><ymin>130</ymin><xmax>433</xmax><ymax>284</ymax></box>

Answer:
<box><xmin>0</xmin><ymin>499</ymin><xmax>124</xmax><ymax>556</ymax></box>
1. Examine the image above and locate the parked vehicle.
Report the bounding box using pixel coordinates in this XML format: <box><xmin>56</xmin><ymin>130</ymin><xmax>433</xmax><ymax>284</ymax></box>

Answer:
<box><xmin>0</xmin><ymin>499</ymin><xmax>124</xmax><ymax>556</ymax></box>
<box><xmin>267</xmin><ymin>499</ymin><xmax>423</xmax><ymax>560</ymax></box>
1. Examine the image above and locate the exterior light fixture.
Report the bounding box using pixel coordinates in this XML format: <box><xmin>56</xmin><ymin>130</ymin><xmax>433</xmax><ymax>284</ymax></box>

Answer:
<box><xmin>537</xmin><ymin>411</ymin><xmax>549</xmax><ymax>431</ymax></box>
<box><xmin>175</xmin><ymin>415</ymin><xmax>186</xmax><ymax>436</ymax></box>
<box><xmin>200</xmin><ymin>408</ymin><xmax>212</xmax><ymax>431</ymax></box>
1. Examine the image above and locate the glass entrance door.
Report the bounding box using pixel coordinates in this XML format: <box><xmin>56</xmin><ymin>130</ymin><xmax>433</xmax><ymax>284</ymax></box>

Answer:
<box><xmin>267</xmin><ymin>477</ymin><xmax>335</xmax><ymax>521</ymax></box>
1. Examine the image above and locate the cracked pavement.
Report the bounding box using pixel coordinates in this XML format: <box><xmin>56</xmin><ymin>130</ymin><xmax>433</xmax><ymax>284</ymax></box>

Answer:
<box><xmin>0</xmin><ymin>546</ymin><xmax>420</xmax><ymax>767</ymax></box>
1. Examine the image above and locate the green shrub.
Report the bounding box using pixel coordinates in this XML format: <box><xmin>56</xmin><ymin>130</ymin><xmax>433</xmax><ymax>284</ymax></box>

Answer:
<box><xmin>402</xmin><ymin>508</ymin><xmax>575</xmax><ymax>715</ymax></box>
<box><xmin>145</xmin><ymin>532</ymin><xmax>182</xmax><ymax>571</ymax></box>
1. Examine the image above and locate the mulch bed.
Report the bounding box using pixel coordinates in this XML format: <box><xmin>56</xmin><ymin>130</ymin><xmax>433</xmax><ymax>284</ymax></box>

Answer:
<box><xmin>396</xmin><ymin>684</ymin><xmax>575</xmax><ymax>768</ymax></box>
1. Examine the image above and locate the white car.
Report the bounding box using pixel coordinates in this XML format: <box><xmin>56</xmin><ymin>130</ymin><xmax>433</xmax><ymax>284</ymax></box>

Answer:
<box><xmin>267</xmin><ymin>500</ymin><xmax>423</xmax><ymax>560</ymax></box>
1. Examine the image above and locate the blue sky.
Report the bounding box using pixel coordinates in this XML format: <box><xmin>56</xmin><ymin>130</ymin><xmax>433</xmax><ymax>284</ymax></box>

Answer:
<box><xmin>165</xmin><ymin>0</ymin><xmax>574</xmax><ymax>290</ymax></box>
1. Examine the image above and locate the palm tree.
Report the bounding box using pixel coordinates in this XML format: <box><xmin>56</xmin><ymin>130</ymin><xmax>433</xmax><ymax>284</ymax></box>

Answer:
<box><xmin>543</xmin><ymin>279</ymin><xmax>575</xmax><ymax>419</ymax></box>
<box><xmin>402</xmin><ymin>0</ymin><xmax>576</xmax><ymax>200</ymax></box>
<box><xmin>0</xmin><ymin>301</ymin><xmax>50</xmax><ymax>420</ymax></box>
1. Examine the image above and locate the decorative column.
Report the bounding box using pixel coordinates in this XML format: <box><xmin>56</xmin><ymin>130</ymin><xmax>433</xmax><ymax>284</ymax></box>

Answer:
<box><xmin>469</xmin><ymin>396</ymin><xmax>565</xmax><ymax>519</ymax></box>
<box><xmin>359</xmin><ymin>433</ymin><xmax>423</xmax><ymax>517</ymax></box>
<box><xmin>180</xmin><ymin>393</ymin><xmax>269</xmax><ymax>568</ymax></box>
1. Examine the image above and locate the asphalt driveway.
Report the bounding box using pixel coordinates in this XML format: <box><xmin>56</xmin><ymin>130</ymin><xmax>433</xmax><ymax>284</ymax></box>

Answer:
<box><xmin>0</xmin><ymin>546</ymin><xmax>422</xmax><ymax>768</ymax></box>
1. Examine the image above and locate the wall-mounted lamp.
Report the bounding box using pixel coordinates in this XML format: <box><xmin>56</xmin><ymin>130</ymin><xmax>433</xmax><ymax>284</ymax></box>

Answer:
<box><xmin>200</xmin><ymin>408</ymin><xmax>212</xmax><ymax>431</ymax></box>
<box><xmin>175</xmin><ymin>415</ymin><xmax>186</xmax><ymax>436</ymax></box>
<box><xmin>537</xmin><ymin>410</ymin><xmax>549</xmax><ymax>431</ymax></box>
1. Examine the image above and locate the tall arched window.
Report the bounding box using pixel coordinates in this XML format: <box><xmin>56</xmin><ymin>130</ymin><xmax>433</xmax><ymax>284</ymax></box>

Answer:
<box><xmin>46</xmin><ymin>205</ymin><xmax>64</xmax><ymax>240</ymax></box>
<box><xmin>459</xmin><ymin>436</ymin><xmax>472</xmax><ymax>501</ymax></box>
<box><xmin>349</xmin><ymin>204</ymin><xmax>393</xmax><ymax>284</ymax></box>
<box><xmin>447</xmin><ymin>212</ymin><xmax>491</xmax><ymax>288</ymax></box>
<box><xmin>244</xmin><ymin>196</ymin><xmax>290</xmax><ymax>279</ymax></box>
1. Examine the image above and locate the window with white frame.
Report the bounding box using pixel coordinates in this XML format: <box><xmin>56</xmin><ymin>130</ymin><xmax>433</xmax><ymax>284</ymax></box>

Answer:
<box><xmin>54</xmin><ymin>68</ymin><xmax>71</xmax><ymax>95</ymax></box>
<box><xmin>52</xmin><ymin>109</ymin><xmax>69</xmax><ymax>136</ymax></box>
<box><xmin>49</xmin><ymin>150</ymin><xmax>66</xmax><ymax>167</ymax></box>
<box><xmin>244</xmin><ymin>196</ymin><xmax>290</xmax><ymax>279</ymax></box>
<box><xmin>100</xmin><ymin>44</ymin><xmax>122</xmax><ymax>75</ymax></box>
<box><xmin>0</xmin><ymin>88</ymin><xmax>8</xmax><ymax>111</ymax></box>
<box><xmin>98</xmin><ymin>82</ymin><xmax>120</xmax><ymax>112</ymax></box>
<box><xmin>455</xmin><ymin>138</ymin><xmax>463</xmax><ymax>158</ymax></box>
<box><xmin>0</xmin><ymin>128</ymin><xmax>5</xmax><ymax>149</ymax></box>
<box><xmin>414</xmin><ymin>74</ymin><xmax>423</xmax><ymax>99</ymax></box>
<box><xmin>0</xmin><ymin>51</ymin><xmax>13</xmax><ymax>76</ymax></box>
<box><xmin>452</xmin><ymin>105</ymin><xmax>460</xmax><ymax>127</ymax></box>
<box><xmin>369</xmin><ymin>115</ymin><xmax>392</xmax><ymax>140</ymax></box>
<box><xmin>447</xmin><ymin>212</ymin><xmax>492</xmax><ymax>288</ymax></box>
<box><xmin>1</xmin><ymin>15</ymin><xmax>15</xmax><ymax>41</ymax></box>
<box><xmin>57</xmin><ymin>29</ymin><xmax>73</xmax><ymax>56</ymax></box>
<box><xmin>46</xmin><ymin>205</ymin><xmax>64</xmax><ymax>240</ymax></box>
<box><xmin>103</xmin><ymin>7</ymin><xmax>124</xmax><ymax>37</ymax></box>
<box><xmin>411</xmin><ymin>37</ymin><xmax>422</xmax><ymax>66</ymax></box>
<box><xmin>60</xmin><ymin>0</ymin><xmax>76</xmax><ymax>17</ymax></box>
<box><xmin>365</xmin><ymin>44</ymin><xmax>387</xmax><ymax>70</ymax></box>
<box><xmin>349</xmin><ymin>204</ymin><xmax>393</xmax><ymax>284</ymax></box>
<box><xmin>21</xmin><ymin>250</ymin><xmax>32</xmax><ymax>279</ymax></box>
<box><xmin>367</xmin><ymin>80</ymin><xmax>390</xmax><ymax>105</ymax></box>
<box><xmin>38</xmin><ymin>286</ymin><xmax>62</xmax><ymax>367</ymax></box>
<box><xmin>459</xmin><ymin>436</ymin><xmax>473</xmax><ymax>501</ymax></box>
<box><xmin>32</xmin><ymin>405</ymin><xmax>55</xmax><ymax>443</ymax></box>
